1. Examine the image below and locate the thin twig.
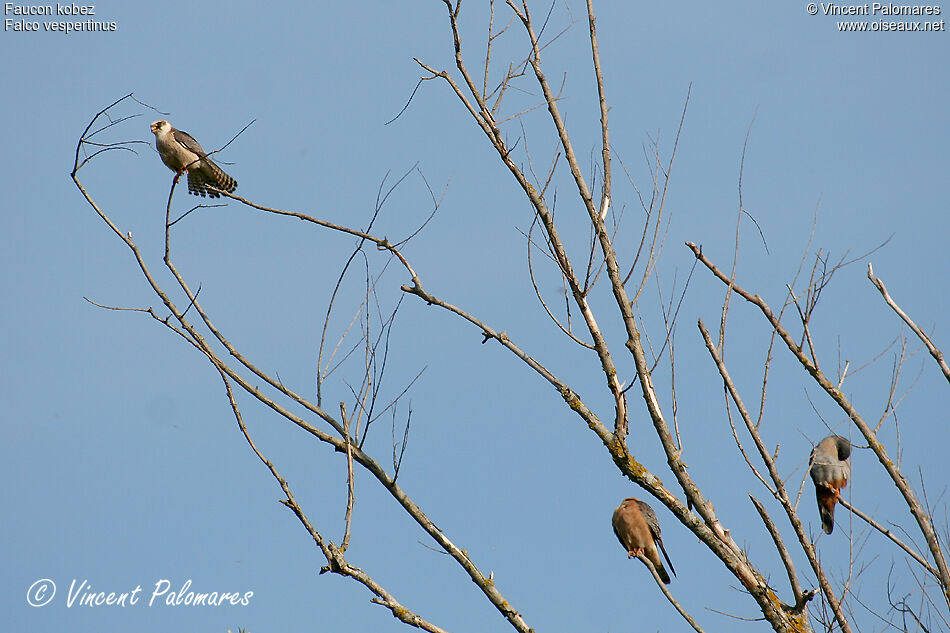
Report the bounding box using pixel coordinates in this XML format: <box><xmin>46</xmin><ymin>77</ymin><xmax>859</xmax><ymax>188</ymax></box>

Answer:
<box><xmin>341</xmin><ymin>402</ymin><xmax>356</xmax><ymax>552</ymax></box>
<box><xmin>636</xmin><ymin>554</ymin><xmax>707</xmax><ymax>633</ymax></box>
<box><xmin>868</xmin><ymin>263</ymin><xmax>950</xmax><ymax>383</ymax></box>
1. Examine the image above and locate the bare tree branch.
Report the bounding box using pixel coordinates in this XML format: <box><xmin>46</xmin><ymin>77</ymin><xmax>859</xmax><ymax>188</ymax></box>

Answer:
<box><xmin>868</xmin><ymin>262</ymin><xmax>950</xmax><ymax>383</ymax></box>
<box><xmin>689</xmin><ymin>240</ymin><xmax>950</xmax><ymax>608</ymax></box>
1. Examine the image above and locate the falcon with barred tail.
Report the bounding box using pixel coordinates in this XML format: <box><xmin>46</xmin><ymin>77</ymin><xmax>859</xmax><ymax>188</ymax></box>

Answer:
<box><xmin>150</xmin><ymin>120</ymin><xmax>237</xmax><ymax>198</ymax></box>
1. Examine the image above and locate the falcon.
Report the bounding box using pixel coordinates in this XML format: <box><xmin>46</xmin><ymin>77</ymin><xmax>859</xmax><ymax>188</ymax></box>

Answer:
<box><xmin>809</xmin><ymin>435</ymin><xmax>851</xmax><ymax>534</ymax></box>
<box><xmin>150</xmin><ymin>120</ymin><xmax>237</xmax><ymax>198</ymax></box>
<box><xmin>612</xmin><ymin>497</ymin><xmax>676</xmax><ymax>583</ymax></box>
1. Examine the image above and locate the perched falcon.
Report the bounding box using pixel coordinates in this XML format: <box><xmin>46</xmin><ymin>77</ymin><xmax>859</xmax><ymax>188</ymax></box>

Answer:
<box><xmin>612</xmin><ymin>497</ymin><xmax>676</xmax><ymax>584</ymax></box>
<box><xmin>809</xmin><ymin>435</ymin><xmax>851</xmax><ymax>535</ymax></box>
<box><xmin>150</xmin><ymin>120</ymin><xmax>237</xmax><ymax>198</ymax></box>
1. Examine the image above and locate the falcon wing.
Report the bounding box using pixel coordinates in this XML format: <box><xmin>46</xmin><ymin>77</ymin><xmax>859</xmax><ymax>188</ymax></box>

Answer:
<box><xmin>636</xmin><ymin>499</ymin><xmax>676</xmax><ymax>577</ymax></box>
<box><xmin>810</xmin><ymin>436</ymin><xmax>851</xmax><ymax>488</ymax></box>
<box><xmin>635</xmin><ymin>499</ymin><xmax>662</xmax><ymax>539</ymax></box>
<box><xmin>172</xmin><ymin>128</ymin><xmax>209</xmax><ymax>159</ymax></box>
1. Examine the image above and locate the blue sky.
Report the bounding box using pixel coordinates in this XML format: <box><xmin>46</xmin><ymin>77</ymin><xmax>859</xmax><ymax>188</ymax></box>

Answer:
<box><xmin>2</xmin><ymin>1</ymin><xmax>948</xmax><ymax>631</ymax></box>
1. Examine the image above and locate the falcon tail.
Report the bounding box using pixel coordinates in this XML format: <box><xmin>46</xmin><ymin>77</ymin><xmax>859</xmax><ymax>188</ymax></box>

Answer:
<box><xmin>816</xmin><ymin>487</ymin><xmax>838</xmax><ymax>534</ymax></box>
<box><xmin>644</xmin><ymin>549</ymin><xmax>671</xmax><ymax>584</ymax></box>
<box><xmin>187</xmin><ymin>159</ymin><xmax>238</xmax><ymax>198</ymax></box>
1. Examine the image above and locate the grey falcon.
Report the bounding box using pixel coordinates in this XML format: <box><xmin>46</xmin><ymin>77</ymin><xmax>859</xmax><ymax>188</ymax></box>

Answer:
<box><xmin>150</xmin><ymin>120</ymin><xmax>237</xmax><ymax>198</ymax></box>
<box><xmin>809</xmin><ymin>434</ymin><xmax>851</xmax><ymax>535</ymax></box>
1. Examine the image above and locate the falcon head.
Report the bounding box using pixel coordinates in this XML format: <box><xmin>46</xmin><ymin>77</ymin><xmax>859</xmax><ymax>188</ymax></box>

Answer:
<box><xmin>150</xmin><ymin>119</ymin><xmax>172</xmax><ymax>137</ymax></box>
